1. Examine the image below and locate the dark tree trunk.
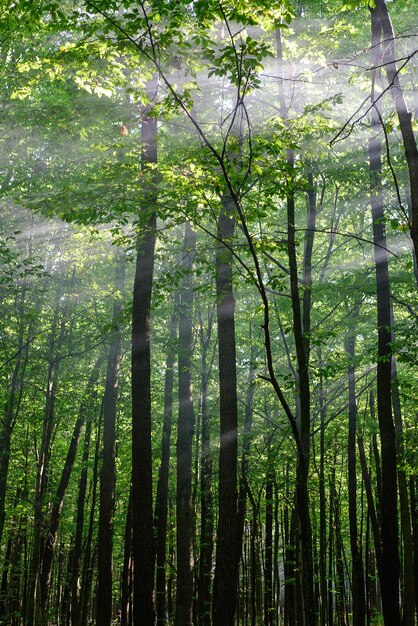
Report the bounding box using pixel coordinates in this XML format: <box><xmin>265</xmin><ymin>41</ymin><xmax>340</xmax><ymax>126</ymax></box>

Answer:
<box><xmin>27</xmin><ymin>293</ymin><xmax>66</xmax><ymax>626</ymax></box>
<box><xmin>0</xmin><ymin>281</ymin><xmax>29</xmax><ymax>546</ymax></box>
<box><xmin>318</xmin><ymin>366</ymin><xmax>327</xmax><ymax>626</ymax></box>
<box><xmin>332</xmin><ymin>477</ymin><xmax>347</xmax><ymax>626</ymax></box>
<box><xmin>97</xmin><ymin>251</ymin><xmax>125</xmax><ymax>626</ymax></box>
<box><xmin>345</xmin><ymin>325</ymin><xmax>366</xmax><ymax>626</ymax></box>
<box><xmin>287</xmin><ymin>151</ymin><xmax>315</xmax><ymax>626</ymax></box>
<box><xmin>236</xmin><ymin>351</ymin><xmax>256</xmax><ymax>570</ymax></box>
<box><xmin>409</xmin><ymin>477</ymin><xmax>418</xmax><ymax>625</ymax></box>
<box><xmin>212</xmin><ymin>193</ymin><xmax>239</xmax><ymax>626</ymax></box>
<box><xmin>374</xmin><ymin>0</ymin><xmax>418</xmax><ymax>264</ymax></box>
<box><xmin>0</xmin><ymin>520</ymin><xmax>13</xmax><ymax>618</ymax></box>
<box><xmin>264</xmin><ymin>457</ymin><xmax>274</xmax><ymax>626</ymax></box>
<box><xmin>175</xmin><ymin>222</ymin><xmax>197</xmax><ymax>626</ymax></box>
<box><xmin>357</xmin><ymin>437</ymin><xmax>382</xmax><ymax>576</ymax></box>
<box><xmin>80</xmin><ymin>410</ymin><xmax>102</xmax><ymax>626</ymax></box>
<box><xmin>121</xmin><ymin>489</ymin><xmax>133</xmax><ymax>626</ymax></box>
<box><xmin>391</xmin><ymin>338</ymin><xmax>416</xmax><ymax>626</ymax></box>
<box><xmin>39</xmin><ymin>356</ymin><xmax>103</xmax><ymax>620</ymax></box>
<box><xmin>70</xmin><ymin>368</ymin><xmax>101</xmax><ymax>626</ymax></box>
<box><xmin>283</xmin><ymin>468</ymin><xmax>295</xmax><ymax>626</ymax></box>
<box><xmin>328</xmin><ymin>470</ymin><xmax>334</xmax><ymax>626</ymax></box>
<box><xmin>197</xmin><ymin>306</ymin><xmax>215</xmax><ymax>626</ymax></box>
<box><xmin>131</xmin><ymin>79</ymin><xmax>158</xmax><ymax>626</ymax></box>
<box><xmin>154</xmin><ymin>301</ymin><xmax>178</xmax><ymax>625</ymax></box>
<box><xmin>369</xmin><ymin>9</ymin><xmax>400</xmax><ymax>624</ymax></box>
<box><xmin>273</xmin><ymin>480</ymin><xmax>280</xmax><ymax>625</ymax></box>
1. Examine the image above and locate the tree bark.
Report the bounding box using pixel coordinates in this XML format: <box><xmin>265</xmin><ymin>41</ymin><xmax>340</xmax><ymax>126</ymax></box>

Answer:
<box><xmin>0</xmin><ymin>280</ymin><xmax>30</xmax><ymax>546</ymax></box>
<box><xmin>69</xmin><ymin>368</ymin><xmax>100</xmax><ymax>626</ymax></box>
<box><xmin>264</xmin><ymin>455</ymin><xmax>274</xmax><ymax>626</ymax></box>
<box><xmin>154</xmin><ymin>300</ymin><xmax>178</xmax><ymax>625</ymax></box>
<box><xmin>39</xmin><ymin>356</ymin><xmax>103</xmax><ymax>621</ymax></box>
<box><xmin>79</xmin><ymin>408</ymin><xmax>102</xmax><ymax>626</ymax></box>
<box><xmin>390</xmin><ymin>338</ymin><xmax>416</xmax><ymax>626</ymax></box>
<box><xmin>27</xmin><ymin>290</ymin><xmax>66</xmax><ymax>626</ymax></box>
<box><xmin>131</xmin><ymin>78</ymin><xmax>158</xmax><ymax>626</ymax></box>
<box><xmin>197</xmin><ymin>306</ymin><xmax>215</xmax><ymax>626</ymax></box>
<box><xmin>318</xmin><ymin>364</ymin><xmax>327</xmax><ymax>626</ymax></box>
<box><xmin>286</xmin><ymin>150</ymin><xmax>315</xmax><ymax>626</ymax></box>
<box><xmin>374</xmin><ymin>0</ymin><xmax>418</xmax><ymax>264</ymax></box>
<box><xmin>212</xmin><ymin>193</ymin><xmax>239</xmax><ymax>626</ymax></box>
<box><xmin>345</xmin><ymin>322</ymin><xmax>366</xmax><ymax>626</ymax></box>
<box><xmin>409</xmin><ymin>477</ymin><xmax>418</xmax><ymax>625</ymax></box>
<box><xmin>369</xmin><ymin>8</ymin><xmax>400</xmax><ymax>624</ymax></box>
<box><xmin>121</xmin><ymin>489</ymin><xmax>133</xmax><ymax>626</ymax></box>
<box><xmin>175</xmin><ymin>222</ymin><xmax>197</xmax><ymax>626</ymax></box>
<box><xmin>97</xmin><ymin>250</ymin><xmax>125</xmax><ymax>626</ymax></box>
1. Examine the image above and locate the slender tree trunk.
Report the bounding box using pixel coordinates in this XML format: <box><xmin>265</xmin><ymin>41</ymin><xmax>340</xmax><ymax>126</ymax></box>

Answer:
<box><xmin>357</xmin><ymin>437</ymin><xmax>382</xmax><ymax>576</ymax></box>
<box><xmin>390</xmin><ymin>314</ymin><xmax>416</xmax><ymax>626</ymax></box>
<box><xmin>80</xmin><ymin>409</ymin><xmax>102</xmax><ymax>626</ymax></box>
<box><xmin>287</xmin><ymin>151</ymin><xmax>315</xmax><ymax>626</ymax></box>
<box><xmin>131</xmin><ymin>79</ymin><xmax>158</xmax><ymax>626</ymax></box>
<box><xmin>198</xmin><ymin>306</ymin><xmax>215</xmax><ymax>626</ymax></box>
<box><xmin>328</xmin><ymin>470</ymin><xmax>335</xmax><ymax>626</ymax></box>
<box><xmin>333</xmin><ymin>476</ymin><xmax>347</xmax><ymax>626</ymax></box>
<box><xmin>236</xmin><ymin>349</ymin><xmax>256</xmax><ymax>569</ymax></box>
<box><xmin>345</xmin><ymin>324</ymin><xmax>366</xmax><ymax>626</ymax></box>
<box><xmin>0</xmin><ymin>281</ymin><xmax>29</xmax><ymax>546</ymax></box>
<box><xmin>249</xmin><ymin>494</ymin><xmax>260</xmax><ymax>626</ymax></box>
<box><xmin>409</xmin><ymin>477</ymin><xmax>418</xmax><ymax>624</ymax></box>
<box><xmin>374</xmin><ymin>0</ymin><xmax>418</xmax><ymax>263</ymax></box>
<box><xmin>273</xmin><ymin>480</ymin><xmax>280</xmax><ymax>625</ymax></box>
<box><xmin>212</xmin><ymin>193</ymin><xmax>239</xmax><ymax>626</ymax></box>
<box><xmin>264</xmin><ymin>454</ymin><xmax>274</xmax><ymax>626</ymax></box>
<box><xmin>39</xmin><ymin>356</ymin><xmax>103</xmax><ymax>621</ymax></box>
<box><xmin>318</xmin><ymin>365</ymin><xmax>327</xmax><ymax>626</ymax></box>
<box><xmin>369</xmin><ymin>9</ymin><xmax>400</xmax><ymax>624</ymax></box>
<box><xmin>388</xmin><ymin>300</ymin><xmax>416</xmax><ymax>625</ymax></box>
<box><xmin>154</xmin><ymin>300</ymin><xmax>178</xmax><ymax>625</ymax></box>
<box><xmin>121</xmin><ymin>490</ymin><xmax>133</xmax><ymax>626</ymax></box>
<box><xmin>70</xmin><ymin>368</ymin><xmax>100</xmax><ymax>626</ymax></box>
<box><xmin>27</xmin><ymin>292</ymin><xmax>66</xmax><ymax>626</ymax></box>
<box><xmin>283</xmin><ymin>469</ymin><xmax>295</xmax><ymax>626</ymax></box>
<box><xmin>97</xmin><ymin>251</ymin><xmax>125</xmax><ymax>626</ymax></box>
<box><xmin>175</xmin><ymin>222</ymin><xmax>197</xmax><ymax>626</ymax></box>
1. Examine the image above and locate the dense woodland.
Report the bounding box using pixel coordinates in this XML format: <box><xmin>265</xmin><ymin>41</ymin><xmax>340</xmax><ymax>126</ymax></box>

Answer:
<box><xmin>0</xmin><ymin>1</ymin><xmax>417</xmax><ymax>625</ymax></box>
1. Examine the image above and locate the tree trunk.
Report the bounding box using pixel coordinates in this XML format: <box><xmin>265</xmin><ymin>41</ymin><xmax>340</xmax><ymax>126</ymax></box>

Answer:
<box><xmin>345</xmin><ymin>323</ymin><xmax>366</xmax><ymax>626</ymax></box>
<box><xmin>198</xmin><ymin>306</ymin><xmax>215</xmax><ymax>626</ymax></box>
<box><xmin>318</xmin><ymin>365</ymin><xmax>327</xmax><ymax>626</ymax></box>
<box><xmin>390</xmin><ymin>309</ymin><xmax>415</xmax><ymax>626</ymax></box>
<box><xmin>175</xmin><ymin>222</ymin><xmax>197</xmax><ymax>626</ymax></box>
<box><xmin>154</xmin><ymin>300</ymin><xmax>178</xmax><ymax>625</ymax></box>
<box><xmin>212</xmin><ymin>193</ymin><xmax>239</xmax><ymax>626</ymax></box>
<box><xmin>328</xmin><ymin>474</ymin><xmax>334</xmax><ymax>626</ymax></box>
<box><xmin>131</xmin><ymin>78</ymin><xmax>158</xmax><ymax>626</ymax></box>
<box><xmin>39</xmin><ymin>356</ymin><xmax>103</xmax><ymax>620</ymax></box>
<box><xmin>69</xmin><ymin>368</ymin><xmax>100</xmax><ymax>626</ymax></box>
<box><xmin>27</xmin><ymin>291</ymin><xmax>66</xmax><ymax>626</ymax></box>
<box><xmin>264</xmin><ymin>456</ymin><xmax>274</xmax><ymax>626</ymax></box>
<box><xmin>97</xmin><ymin>250</ymin><xmax>125</xmax><ymax>626</ymax></box>
<box><xmin>409</xmin><ymin>477</ymin><xmax>418</xmax><ymax>624</ymax></box>
<box><xmin>287</xmin><ymin>150</ymin><xmax>315</xmax><ymax>626</ymax></box>
<box><xmin>369</xmin><ymin>9</ymin><xmax>400</xmax><ymax>624</ymax></box>
<box><xmin>79</xmin><ymin>409</ymin><xmax>102</xmax><ymax>626</ymax></box>
<box><xmin>0</xmin><ymin>281</ymin><xmax>30</xmax><ymax>546</ymax></box>
<box><xmin>357</xmin><ymin>437</ymin><xmax>382</xmax><ymax>577</ymax></box>
<box><xmin>121</xmin><ymin>489</ymin><xmax>133</xmax><ymax>626</ymax></box>
<box><xmin>374</xmin><ymin>0</ymin><xmax>418</xmax><ymax>264</ymax></box>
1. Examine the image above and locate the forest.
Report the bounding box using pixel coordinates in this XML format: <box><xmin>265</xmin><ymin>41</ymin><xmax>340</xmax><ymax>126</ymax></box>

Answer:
<box><xmin>0</xmin><ymin>0</ymin><xmax>417</xmax><ymax>625</ymax></box>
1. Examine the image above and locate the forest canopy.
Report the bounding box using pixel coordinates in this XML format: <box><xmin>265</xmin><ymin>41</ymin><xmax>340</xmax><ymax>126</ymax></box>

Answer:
<box><xmin>0</xmin><ymin>1</ymin><xmax>417</xmax><ymax>626</ymax></box>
